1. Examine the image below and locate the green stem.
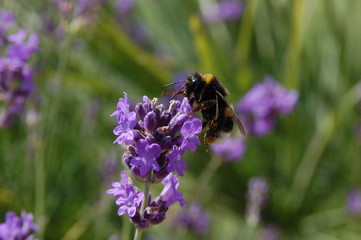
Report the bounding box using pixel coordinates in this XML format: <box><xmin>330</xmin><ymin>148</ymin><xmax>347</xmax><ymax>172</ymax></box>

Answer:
<box><xmin>283</xmin><ymin>0</ymin><xmax>305</xmax><ymax>89</ymax></box>
<box><xmin>196</xmin><ymin>156</ymin><xmax>222</xmax><ymax>200</ymax></box>
<box><xmin>133</xmin><ymin>183</ymin><xmax>151</xmax><ymax>240</ymax></box>
<box><xmin>285</xmin><ymin>83</ymin><xmax>361</xmax><ymax>213</ymax></box>
<box><xmin>234</xmin><ymin>0</ymin><xmax>259</xmax><ymax>91</ymax></box>
<box><xmin>35</xmin><ymin>22</ymin><xmax>75</xmax><ymax>237</ymax></box>
<box><xmin>133</xmin><ymin>229</ymin><xmax>144</xmax><ymax>240</ymax></box>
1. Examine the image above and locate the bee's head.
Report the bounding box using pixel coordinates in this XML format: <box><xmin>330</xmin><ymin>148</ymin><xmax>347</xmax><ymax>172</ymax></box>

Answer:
<box><xmin>187</xmin><ymin>72</ymin><xmax>203</xmax><ymax>84</ymax></box>
<box><xmin>163</xmin><ymin>72</ymin><xmax>203</xmax><ymax>99</ymax></box>
<box><xmin>185</xmin><ymin>72</ymin><xmax>203</xmax><ymax>95</ymax></box>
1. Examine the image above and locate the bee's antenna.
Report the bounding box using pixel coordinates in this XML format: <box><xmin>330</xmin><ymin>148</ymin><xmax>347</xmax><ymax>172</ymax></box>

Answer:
<box><xmin>163</xmin><ymin>80</ymin><xmax>187</xmax><ymax>88</ymax></box>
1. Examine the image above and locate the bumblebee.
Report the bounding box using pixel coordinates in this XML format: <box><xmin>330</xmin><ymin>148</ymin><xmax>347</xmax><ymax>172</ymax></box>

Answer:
<box><xmin>164</xmin><ymin>72</ymin><xmax>246</xmax><ymax>147</ymax></box>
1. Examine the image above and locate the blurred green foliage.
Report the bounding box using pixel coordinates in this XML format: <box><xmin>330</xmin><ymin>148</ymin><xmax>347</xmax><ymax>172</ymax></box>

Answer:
<box><xmin>1</xmin><ymin>0</ymin><xmax>361</xmax><ymax>239</ymax></box>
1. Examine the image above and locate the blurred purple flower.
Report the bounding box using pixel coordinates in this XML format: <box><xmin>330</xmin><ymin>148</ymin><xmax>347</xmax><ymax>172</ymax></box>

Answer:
<box><xmin>246</xmin><ymin>177</ymin><xmax>269</xmax><ymax>226</ymax></box>
<box><xmin>202</xmin><ymin>0</ymin><xmax>244</xmax><ymax>23</ymax></box>
<box><xmin>0</xmin><ymin>10</ymin><xmax>15</xmax><ymax>47</ymax></box>
<box><xmin>116</xmin><ymin>0</ymin><xmax>135</xmax><ymax>16</ymax></box>
<box><xmin>0</xmin><ymin>10</ymin><xmax>38</xmax><ymax>128</ymax></box>
<box><xmin>237</xmin><ymin>76</ymin><xmax>298</xmax><ymax>136</ymax></box>
<box><xmin>176</xmin><ymin>202</ymin><xmax>209</xmax><ymax>236</ymax></box>
<box><xmin>7</xmin><ymin>30</ymin><xmax>39</xmax><ymax>62</ymax></box>
<box><xmin>210</xmin><ymin>136</ymin><xmax>246</xmax><ymax>162</ymax></box>
<box><xmin>107</xmin><ymin>234</ymin><xmax>120</xmax><ymax>240</ymax></box>
<box><xmin>106</xmin><ymin>171</ymin><xmax>144</xmax><ymax>217</ymax></box>
<box><xmin>100</xmin><ymin>155</ymin><xmax>119</xmax><ymax>184</ymax></box>
<box><xmin>347</xmin><ymin>188</ymin><xmax>361</xmax><ymax>216</ymax></box>
<box><xmin>262</xmin><ymin>224</ymin><xmax>280</xmax><ymax>240</ymax></box>
<box><xmin>52</xmin><ymin>0</ymin><xmax>106</xmax><ymax>28</ymax></box>
<box><xmin>0</xmin><ymin>210</ymin><xmax>38</xmax><ymax>240</ymax></box>
<box><xmin>218</xmin><ymin>1</ymin><xmax>244</xmax><ymax>21</ymax></box>
<box><xmin>74</xmin><ymin>0</ymin><xmax>107</xmax><ymax>19</ymax></box>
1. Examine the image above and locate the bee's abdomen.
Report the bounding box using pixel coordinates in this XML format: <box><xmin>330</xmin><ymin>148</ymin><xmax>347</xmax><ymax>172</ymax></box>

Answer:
<box><xmin>222</xmin><ymin>107</ymin><xmax>234</xmax><ymax>132</ymax></box>
<box><xmin>222</xmin><ymin>117</ymin><xmax>233</xmax><ymax>132</ymax></box>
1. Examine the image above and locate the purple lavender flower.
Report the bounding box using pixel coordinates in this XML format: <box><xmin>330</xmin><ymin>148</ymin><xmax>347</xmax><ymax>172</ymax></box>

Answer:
<box><xmin>0</xmin><ymin>11</ymin><xmax>15</xmax><ymax>47</ymax></box>
<box><xmin>262</xmin><ymin>224</ymin><xmax>280</xmax><ymax>240</ymax></box>
<box><xmin>0</xmin><ymin>10</ymin><xmax>38</xmax><ymax>128</ymax></box>
<box><xmin>6</xmin><ymin>29</ymin><xmax>39</xmax><ymax>62</ymax></box>
<box><xmin>100</xmin><ymin>155</ymin><xmax>119</xmax><ymax>184</ymax></box>
<box><xmin>166</xmin><ymin>145</ymin><xmax>187</xmax><ymax>176</ymax></box>
<box><xmin>157</xmin><ymin>174</ymin><xmax>186</xmax><ymax>208</ymax></box>
<box><xmin>107</xmin><ymin>234</ymin><xmax>120</xmax><ymax>240</ymax></box>
<box><xmin>176</xmin><ymin>202</ymin><xmax>209</xmax><ymax>237</ymax></box>
<box><xmin>0</xmin><ymin>210</ymin><xmax>38</xmax><ymax>240</ymax></box>
<box><xmin>130</xmin><ymin>139</ymin><xmax>161</xmax><ymax>176</ymax></box>
<box><xmin>106</xmin><ymin>171</ymin><xmax>144</xmax><ymax>217</ymax></box>
<box><xmin>237</xmin><ymin>76</ymin><xmax>298</xmax><ymax>136</ymax></box>
<box><xmin>52</xmin><ymin>0</ymin><xmax>106</xmax><ymax>28</ymax></box>
<box><xmin>246</xmin><ymin>177</ymin><xmax>269</xmax><ymax>226</ymax></box>
<box><xmin>347</xmin><ymin>188</ymin><xmax>361</xmax><ymax>216</ymax></box>
<box><xmin>113</xmin><ymin>93</ymin><xmax>201</xmax><ymax>182</ymax></box>
<box><xmin>180</xmin><ymin>118</ymin><xmax>202</xmax><ymax>152</ymax></box>
<box><xmin>109</xmin><ymin>174</ymin><xmax>187</xmax><ymax>229</ymax></box>
<box><xmin>210</xmin><ymin>136</ymin><xmax>246</xmax><ymax>162</ymax></box>
<box><xmin>202</xmin><ymin>0</ymin><xmax>244</xmax><ymax>23</ymax></box>
<box><xmin>116</xmin><ymin>0</ymin><xmax>135</xmax><ymax>16</ymax></box>
<box><xmin>112</xmin><ymin>93</ymin><xmax>137</xmax><ymax>145</ymax></box>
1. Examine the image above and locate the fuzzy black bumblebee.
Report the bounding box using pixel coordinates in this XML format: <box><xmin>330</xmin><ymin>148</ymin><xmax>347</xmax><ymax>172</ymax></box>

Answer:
<box><xmin>164</xmin><ymin>72</ymin><xmax>246</xmax><ymax>146</ymax></box>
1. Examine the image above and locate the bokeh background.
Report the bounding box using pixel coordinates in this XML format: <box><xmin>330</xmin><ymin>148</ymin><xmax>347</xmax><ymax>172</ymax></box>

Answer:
<box><xmin>1</xmin><ymin>0</ymin><xmax>361</xmax><ymax>239</ymax></box>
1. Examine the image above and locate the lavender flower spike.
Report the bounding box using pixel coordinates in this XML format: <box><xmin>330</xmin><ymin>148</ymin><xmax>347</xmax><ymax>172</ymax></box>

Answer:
<box><xmin>109</xmin><ymin>93</ymin><xmax>202</xmax><ymax>232</ymax></box>
<box><xmin>176</xmin><ymin>202</ymin><xmax>209</xmax><ymax>237</ymax></box>
<box><xmin>347</xmin><ymin>188</ymin><xmax>361</xmax><ymax>216</ymax></box>
<box><xmin>246</xmin><ymin>177</ymin><xmax>269</xmax><ymax>226</ymax></box>
<box><xmin>0</xmin><ymin>10</ymin><xmax>38</xmax><ymax>128</ymax></box>
<box><xmin>238</xmin><ymin>76</ymin><xmax>298</xmax><ymax>136</ymax></box>
<box><xmin>0</xmin><ymin>210</ymin><xmax>38</xmax><ymax>240</ymax></box>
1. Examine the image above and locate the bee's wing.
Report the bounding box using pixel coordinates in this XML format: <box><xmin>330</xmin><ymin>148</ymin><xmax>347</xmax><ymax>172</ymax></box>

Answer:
<box><xmin>215</xmin><ymin>90</ymin><xmax>246</xmax><ymax>136</ymax></box>
<box><xmin>231</xmin><ymin>108</ymin><xmax>246</xmax><ymax>135</ymax></box>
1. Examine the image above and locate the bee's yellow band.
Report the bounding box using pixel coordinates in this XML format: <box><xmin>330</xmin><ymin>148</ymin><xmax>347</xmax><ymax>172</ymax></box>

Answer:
<box><xmin>204</xmin><ymin>74</ymin><xmax>214</xmax><ymax>84</ymax></box>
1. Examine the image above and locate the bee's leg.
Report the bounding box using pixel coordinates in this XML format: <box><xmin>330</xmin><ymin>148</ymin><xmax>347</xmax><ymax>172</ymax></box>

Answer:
<box><xmin>204</xmin><ymin>133</ymin><xmax>209</xmax><ymax>152</ymax></box>
<box><xmin>202</xmin><ymin>120</ymin><xmax>209</xmax><ymax>129</ymax></box>
<box><xmin>187</xmin><ymin>100</ymin><xmax>216</xmax><ymax>118</ymax></box>
<box><xmin>189</xmin><ymin>96</ymin><xmax>195</xmax><ymax>105</ymax></box>
<box><xmin>203</xmin><ymin>121</ymin><xmax>215</xmax><ymax>151</ymax></box>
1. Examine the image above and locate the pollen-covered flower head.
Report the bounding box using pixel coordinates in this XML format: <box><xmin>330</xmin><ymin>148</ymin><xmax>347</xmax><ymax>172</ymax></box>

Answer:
<box><xmin>112</xmin><ymin>93</ymin><xmax>202</xmax><ymax>182</ymax></box>
<box><xmin>237</xmin><ymin>76</ymin><xmax>298</xmax><ymax>136</ymax></box>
